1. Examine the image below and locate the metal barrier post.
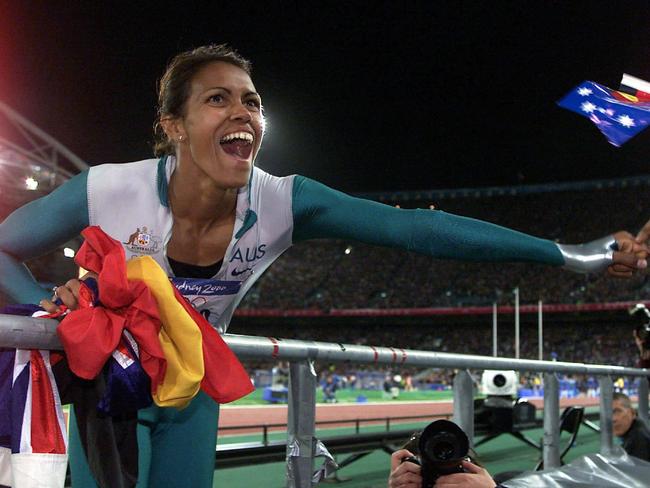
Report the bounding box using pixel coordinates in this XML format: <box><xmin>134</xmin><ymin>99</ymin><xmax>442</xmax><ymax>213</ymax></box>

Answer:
<box><xmin>543</xmin><ymin>372</ymin><xmax>560</xmax><ymax>468</ymax></box>
<box><xmin>452</xmin><ymin>370</ymin><xmax>474</xmax><ymax>446</ymax></box>
<box><xmin>638</xmin><ymin>377</ymin><xmax>649</xmax><ymax>424</ymax></box>
<box><xmin>599</xmin><ymin>376</ymin><xmax>614</xmax><ymax>454</ymax></box>
<box><xmin>286</xmin><ymin>360</ymin><xmax>317</xmax><ymax>488</ymax></box>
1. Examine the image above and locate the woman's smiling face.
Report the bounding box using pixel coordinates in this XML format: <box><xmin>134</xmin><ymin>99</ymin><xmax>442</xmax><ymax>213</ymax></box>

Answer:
<box><xmin>173</xmin><ymin>61</ymin><xmax>264</xmax><ymax>189</ymax></box>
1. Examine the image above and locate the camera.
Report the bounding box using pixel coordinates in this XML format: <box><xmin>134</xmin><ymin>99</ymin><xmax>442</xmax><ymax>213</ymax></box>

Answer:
<box><xmin>401</xmin><ymin>419</ymin><xmax>469</xmax><ymax>487</ymax></box>
<box><xmin>628</xmin><ymin>303</ymin><xmax>650</xmax><ymax>349</ymax></box>
<box><xmin>481</xmin><ymin>370</ymin><xmax>518</xmax><ymax>397</ymax></box>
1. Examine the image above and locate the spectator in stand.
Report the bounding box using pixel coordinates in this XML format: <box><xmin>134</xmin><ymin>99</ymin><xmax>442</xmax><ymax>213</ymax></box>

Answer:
<box><xmin>612</xmin><ymin>392</ymin><xmax>650</xmax><ymax>462</ymax></box>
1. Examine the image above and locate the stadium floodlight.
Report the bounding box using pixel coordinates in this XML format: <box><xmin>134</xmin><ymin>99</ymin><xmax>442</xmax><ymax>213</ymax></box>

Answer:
<box><xmin>344</xmin><ymin>246</ymin><xmax>352</xmax><ymax>255</ymax></box>
<box><xmin>24</xmin><ymin>177</ymin><xmax>38</xmax><ymax>190</ymax></box>
<box><xmin>0</xmin><ymin>100</ymin><xmax>88</xmax><ymax>212</ymax></box>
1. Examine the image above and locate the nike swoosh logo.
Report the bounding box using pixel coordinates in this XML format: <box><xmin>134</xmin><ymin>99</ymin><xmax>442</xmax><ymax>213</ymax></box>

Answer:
<box><xmin>231</xmin><ymin>267</ymin><xmax>252</xmax><ymax>277</ymax></box>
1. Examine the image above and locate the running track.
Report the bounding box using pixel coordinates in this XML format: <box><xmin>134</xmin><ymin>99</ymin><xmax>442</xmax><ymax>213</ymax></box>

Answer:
<box><xmin>218</xmin><ymin>397</ymin><xmax>601</xmax><ymax>434</ymax></box>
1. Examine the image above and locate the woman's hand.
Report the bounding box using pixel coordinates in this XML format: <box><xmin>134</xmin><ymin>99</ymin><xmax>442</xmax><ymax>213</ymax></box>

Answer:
<box><xmin>607</xmin><ymin>231</ymin><xmax>649</xmax><ymax>278</ymax></box>
<box><xmin>435</xmin><ymin>460</ymin><xmax>496</xmax><ymax>487</ymax></box>
<box><xmin>39</xmin><ymin>272</ymin><xmax>98</xmax><ymax>313</ymax></box>
<box><xmin>388</xmin><ymin>449</ymin><xmax>422</xmax><ymax>488</ymax></box>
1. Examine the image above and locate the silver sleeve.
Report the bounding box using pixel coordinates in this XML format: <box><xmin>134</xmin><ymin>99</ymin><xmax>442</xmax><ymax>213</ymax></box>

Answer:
<box><xmin>556</xmin><ymin>235</ymin><xmax>618</xmax><ymax>273</ymax></box>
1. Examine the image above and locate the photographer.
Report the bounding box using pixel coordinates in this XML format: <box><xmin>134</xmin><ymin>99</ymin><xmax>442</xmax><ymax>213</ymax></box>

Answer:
<box><xmin>612</xmin><ymin>392</ymin><xmax>650</xmax><ymax>462</ymax></box>
<box><xmin>388</xmin><ymin>420</ymin><xmax>506</xmax><ymax>488</ymax></box>
<box><xmin>389</xmin><ymin>450</ymin><xmax>501</xmax><ymax>488</ymax></box>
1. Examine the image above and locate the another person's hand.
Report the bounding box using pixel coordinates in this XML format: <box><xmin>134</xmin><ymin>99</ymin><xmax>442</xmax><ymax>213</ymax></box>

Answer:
<box><xmin>636</xmin><ymin>219</ymin><xmax>650</xmax><ymax>249</ymax></box>
<box><xmin>39</xmin><ymin>272</ymin><xmax>99</xmax><ymax>313</ymax></box>
<box><xmin>388</xmin><ymin>449</ymin><xmax>422</xmax><ymax>488</ymax></box>
<box><xmin>435</xmin><ymin>460</ymin><xmax>496</xmax><ymax>488</ymax></box>
<box><xmin>607</xmin><ymin>231</ymin><xmax>648</xmax><ymax>278</ymax></box>
<box><xmin>633</xmin><ymin>329</ymin><xmax>650</xmax><ymax>361</ymax></box>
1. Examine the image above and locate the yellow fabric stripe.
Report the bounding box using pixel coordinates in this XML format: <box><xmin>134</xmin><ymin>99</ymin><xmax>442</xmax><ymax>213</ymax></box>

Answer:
<box><xmin>126</xmin><ymin>256</ymin><xmax>204</xmax><ymax>408</ymax></box>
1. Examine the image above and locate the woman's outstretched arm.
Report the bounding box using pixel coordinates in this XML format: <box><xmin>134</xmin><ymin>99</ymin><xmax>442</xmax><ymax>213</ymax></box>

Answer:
<box><xmin>0</xmin><ymin>171</ymin><xmax>89</xmax><ymax>304</ymax></box>
<box><xmin>292</xmin><ymin>176</ymin><xmax>644</xmax><ymax>273</ymax></box>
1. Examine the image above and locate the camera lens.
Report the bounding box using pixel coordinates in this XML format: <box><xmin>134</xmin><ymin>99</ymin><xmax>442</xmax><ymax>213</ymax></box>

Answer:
<box><xmin>418</xmin><ymin>420</ymin><xmax>470</xmax><ymax>486</ymax></box>
<box><xmin>431</xmin><ymin>440</ymin><xmax>455</xmax><ymax>460</ymax></box>
<box><xmin>493</xmin><ymin>374</ymin><xmax>506</xmax><ymax>387</ymax></box>
<box><xmin>422</xmin><ymin>430</ymin><xmax>465</xmax><ymax>462</ymax></box>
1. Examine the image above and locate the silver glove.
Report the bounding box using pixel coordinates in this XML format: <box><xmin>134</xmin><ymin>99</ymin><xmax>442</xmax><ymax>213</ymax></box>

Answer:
<box><xmin>557</xmin><ymin>235</ymin><xmax>618</xmax><ymax>273</ymax></box>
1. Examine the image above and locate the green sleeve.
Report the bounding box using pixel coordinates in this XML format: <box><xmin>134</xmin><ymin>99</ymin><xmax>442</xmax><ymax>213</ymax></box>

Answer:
<box><xmin>291</xmin><ymin>175</ymin><xmax>564</xmax><ymax>266</ymax></box>
<box><xmin>0</xmin><ymin>171</ymin><xmax>90</xmax><ymax>304</ymax></box>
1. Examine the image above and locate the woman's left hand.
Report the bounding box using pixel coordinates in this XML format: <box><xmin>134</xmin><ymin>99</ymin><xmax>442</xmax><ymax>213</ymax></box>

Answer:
<box><xmin>39</xmin><ymin>272</ymin><xmax>98</xmax><ymax>313</ymax></box>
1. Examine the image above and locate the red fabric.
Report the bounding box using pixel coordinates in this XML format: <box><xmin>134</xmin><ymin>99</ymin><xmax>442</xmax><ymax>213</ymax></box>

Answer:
<box><xmin>30</xmin><ymin>351</ymin><xmax>66</xmax><ymax>454</ymax></box>
<box><xmin>77</xmin><ymin>281</ymin><xmax>95</xmax><ymax>308</ymax></box>
<box><xmin>56</xmin><ymin>227</ymin><xmax>167</xmax><ymax>389</ymax></box>
<box><xmin>172</xmin><ymin>288</ymin><xmax>254</xmax><ymax>403</ymax></box>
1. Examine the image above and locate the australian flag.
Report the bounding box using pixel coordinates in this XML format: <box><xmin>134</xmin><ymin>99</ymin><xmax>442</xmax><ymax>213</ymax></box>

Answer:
<box><xmin>558</xmin><ymin>75</ymin><xmax>650</xmax><ymax>147</ymax></box>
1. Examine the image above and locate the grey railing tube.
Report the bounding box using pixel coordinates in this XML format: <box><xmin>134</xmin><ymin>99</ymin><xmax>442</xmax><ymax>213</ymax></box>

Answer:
<box><xmin>452</xmin><ymin>370</ymin><xmax>474</xmax><ymax>447</ymax></box>
<box><xmin>638</xmin><ymin>377</ymin><xmax>649</xmax><ymax>424</ymax></box>
<box><xmin>2</xmin><ymin>315</ymin><xmax>649</xmax><ymax>378</ymax></box>
<box><xmin>543</xmin><ymin>373</ymin><xmax>560</xmax><ymax>468</ymax></box>
<box><xmin>286</xmin><ymin>361</ymin><xmax>317</xmax><ymax>488</ymax></box>
<box><xmin>599</xmin><ymin>376</ymin><xmax>614</xmax><ymax>455</ymax></box>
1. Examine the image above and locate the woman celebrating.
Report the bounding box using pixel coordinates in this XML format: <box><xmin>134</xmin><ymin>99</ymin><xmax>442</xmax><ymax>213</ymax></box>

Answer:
<box><xmin>0</xmin><ymin>45</ymin><xmax>644</xmax><ymax>487</ymax></box>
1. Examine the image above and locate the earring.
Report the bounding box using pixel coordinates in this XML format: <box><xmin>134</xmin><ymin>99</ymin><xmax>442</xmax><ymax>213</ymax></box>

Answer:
<box><xmin>178</xmin><ymin>135</ymin><xmax>185</xmax><ymax>142</ymax></box>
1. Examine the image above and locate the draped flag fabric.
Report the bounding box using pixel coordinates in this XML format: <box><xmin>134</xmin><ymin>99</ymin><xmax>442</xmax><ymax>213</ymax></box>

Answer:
<box><xmin>0</xmin><ymin>312</ymin><xmax>68</xmax><ymax>488</ymax></box>
<box><xmin>0</xmin><ymin>225</ymin><xmax>253</xmax><ymax>485</ymax></box>
<box><xmin>127</xmin><ymin>257</ymin><xmax>255</xmax><ymax>404</ymax></box>
<box><xmin>58</xmin><ymin>226</ymin><xmax>253</xmax><ymax>409</ymax></box>
<box><xmin>56</xmin><ymin>232</ymin><xmax>167</xmax><ymax>390</ymax></box>
<box><xmin>125</xmin><ymin>257</ymin><xmax>204</xmax><ymax>407</ymax></box>
<box><xmin>96</xmin><ymin>330</ymin><xmax>153</xmax><ymax>416</ymax></box>
<box><xmin>557</xmin><ymin>77</ymin><xmax>650</xmax><ymax>146</ymax></box>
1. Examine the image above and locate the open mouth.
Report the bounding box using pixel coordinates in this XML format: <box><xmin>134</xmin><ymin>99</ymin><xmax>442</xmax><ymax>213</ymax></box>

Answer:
<box><xmin>220</xmin><ymin>131</ymin><xmax>254</xmax><ymax>160</ymax></box>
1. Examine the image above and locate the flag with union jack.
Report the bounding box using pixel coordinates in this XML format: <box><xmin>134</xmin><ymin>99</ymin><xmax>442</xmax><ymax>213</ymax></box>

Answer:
<box><xmin>0</xmin><ymin>311</ymin><xmax>68</xmax><ymax>488</ymax></box>
<box><xmin>558</xmin><ymin>76</ymin><xmax>650</xmax><ymax>146</ymax></box>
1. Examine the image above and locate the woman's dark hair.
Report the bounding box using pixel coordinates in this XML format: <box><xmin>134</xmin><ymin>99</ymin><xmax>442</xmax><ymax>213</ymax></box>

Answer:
<box><xmin>153</xmin><ymin>44</ymin><xmax>252</xmax><ymax>156</ymax></box>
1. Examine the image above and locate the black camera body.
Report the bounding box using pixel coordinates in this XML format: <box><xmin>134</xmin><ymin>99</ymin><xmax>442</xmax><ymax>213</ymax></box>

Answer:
<box><xmin>628</xmin><ymin>303</ymin><xmax>650</xmax><ymax>349</ymax></box>
<box><xmin>401</xmin><ymin>419</ymin><xmax>469</xmax><ymax>488</ymax></box>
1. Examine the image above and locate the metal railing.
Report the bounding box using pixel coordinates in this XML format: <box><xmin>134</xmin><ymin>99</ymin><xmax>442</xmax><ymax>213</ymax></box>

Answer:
<box><xmin>1</xmin><ymin>314</ymin><xmax>649</xmax><ymax>487</ymax></box>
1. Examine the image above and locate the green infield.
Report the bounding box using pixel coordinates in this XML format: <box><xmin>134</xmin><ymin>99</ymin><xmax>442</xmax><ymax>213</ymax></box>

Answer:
<box><xmin>214</xmin><ymin>422</ymin><xmax>603</xmax><ymax>487</ymax></box>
